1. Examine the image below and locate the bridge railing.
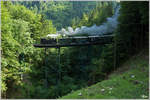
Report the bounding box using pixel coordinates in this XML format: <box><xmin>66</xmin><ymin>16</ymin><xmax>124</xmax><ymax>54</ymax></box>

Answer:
<box><xmin>34</xmin><ymin>35</ymin><xmax>114</xmax><ymax>48</ymax></box>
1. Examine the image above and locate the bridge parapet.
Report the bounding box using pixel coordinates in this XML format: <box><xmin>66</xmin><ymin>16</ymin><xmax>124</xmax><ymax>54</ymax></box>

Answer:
<box><xmin>34</xmin><ymin>35</ymin><xmax>114</xmax><ymax>48</ymax></box>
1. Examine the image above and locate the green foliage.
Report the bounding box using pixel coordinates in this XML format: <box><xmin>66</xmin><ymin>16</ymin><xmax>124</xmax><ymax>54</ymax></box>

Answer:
<box><xmin>70</xmin><ymin>1</ymin><xmax>115</xmax><ymax>86</ymax></box>
<box><xmin>2</xmin><ymin>1</ymin><xmax>148</xmax><ymax>99</ymax></box>
<box><xmin>73</xmin><ymin>2</ymin><xmax>114</xmax><ymax>28</ymax></box>
<box><xmin>115</xmin><ymin>1</ymin><xmax>149</xmax><ymax>65</ymax></box>
<box><xmin>14</xmin><ymin>1</ymin><xmax>98</xmax><ymax>30</ymax></box>
<box><xmin>61</xmin><ymin>51</ymin><xmax>149</xmax><ymax>99</ymax></box>
<box><xmin>1</xmin><ymin>1</ymin><xmax>55</xmax><ymax>98</ymax></box>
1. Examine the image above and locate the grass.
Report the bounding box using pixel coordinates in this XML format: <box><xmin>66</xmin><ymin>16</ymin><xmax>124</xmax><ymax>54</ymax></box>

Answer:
<box><xmin>60</xmin><ymin>50</ymin><xmax>149</xmax><ymax>99</ymax></box>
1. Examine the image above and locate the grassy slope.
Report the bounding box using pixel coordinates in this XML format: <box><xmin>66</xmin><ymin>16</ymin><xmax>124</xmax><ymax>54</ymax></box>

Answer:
<box><xmin>60</xmin><ymin>50</ymin><xmax>149</xmax><ymax>99</ymax></box>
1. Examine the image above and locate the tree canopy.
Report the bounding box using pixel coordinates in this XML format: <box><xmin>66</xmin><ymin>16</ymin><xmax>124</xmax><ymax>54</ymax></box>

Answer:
<box><xmin>1</xmin><ymin>1</ymin><xmax>149</xmax><ymax>99</ymax></box>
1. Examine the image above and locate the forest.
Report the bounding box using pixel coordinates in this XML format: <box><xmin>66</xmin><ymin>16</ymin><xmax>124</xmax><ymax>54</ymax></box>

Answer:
<box><xmin>1</xmin><ymin>1</ymin><xmax>149</xmax><ymax>99</ymax></box>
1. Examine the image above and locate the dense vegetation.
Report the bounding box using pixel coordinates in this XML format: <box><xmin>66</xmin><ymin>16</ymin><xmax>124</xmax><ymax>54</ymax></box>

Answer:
<box><xmin>61</xmin><ymin>49</ymin><xmax>149</xmax><ymax>99</ymax></box>
<box><xmin>13</xmin><ymin>1</ymin><xmax>98</xmax><ymax>30</ymax></box>
<box><xmin>1</xmin><ymin>1</ymin><xmax>149</xmax><ymax>99</ymax></box>
<box><xmin>116</xmin><ymin>1</ymin><xmax>149</xmax><ymax>66</ymax></box>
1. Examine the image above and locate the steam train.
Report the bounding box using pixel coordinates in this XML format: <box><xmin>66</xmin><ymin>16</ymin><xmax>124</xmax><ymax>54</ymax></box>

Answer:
<box><xmin>40</xmin><ymin>34</ymin><xmax>113</xmax><ymax>45</ymax></box>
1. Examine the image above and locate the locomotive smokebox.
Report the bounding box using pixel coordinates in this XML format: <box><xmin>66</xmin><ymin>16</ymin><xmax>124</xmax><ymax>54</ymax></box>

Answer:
<box><xmin>40</xmin><ymin>38</ymin><xmax>57</xmax><ymax>44</ymax></box>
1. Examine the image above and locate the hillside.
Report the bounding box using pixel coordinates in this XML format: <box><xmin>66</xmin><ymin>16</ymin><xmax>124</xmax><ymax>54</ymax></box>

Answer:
<box><xmin>2</xmin><ymin>1</ymin><xmax>148</xmax><ymax>99</ymax></box>
<box><xmin>61</xmin><ymin>50</ymin><xmax>149</xmax><ymax>99</ymax></box>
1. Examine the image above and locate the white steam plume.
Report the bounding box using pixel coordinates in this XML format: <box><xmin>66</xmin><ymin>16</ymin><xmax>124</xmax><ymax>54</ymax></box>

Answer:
<box><xmin>57</xmin><ymin>5</ymin><xmax>120</xmax><ymax>36</ymax></box>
